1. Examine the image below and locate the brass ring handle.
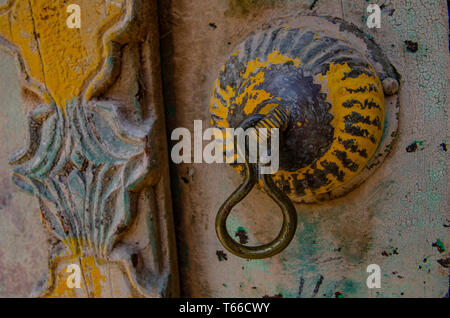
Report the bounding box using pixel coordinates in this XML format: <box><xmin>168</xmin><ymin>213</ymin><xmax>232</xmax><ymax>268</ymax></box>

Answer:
<box><xmin>215</xmin><ymin>114</ymin><xmax>297</xmax><ymax>259</ymax></box>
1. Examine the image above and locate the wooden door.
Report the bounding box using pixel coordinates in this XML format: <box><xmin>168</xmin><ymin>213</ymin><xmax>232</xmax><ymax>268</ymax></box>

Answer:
<box><xmin>0</xmin><ymin>0</ymin><xmax>448</xmax><ymax>298</ymax></box>
<box><xmin>159</xmin><ymin>0</ymin><xmax>449</xmax><ymax>298</ymax></box>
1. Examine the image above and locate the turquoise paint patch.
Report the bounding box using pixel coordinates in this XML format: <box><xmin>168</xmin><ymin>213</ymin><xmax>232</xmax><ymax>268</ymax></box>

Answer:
<box><xmin>237</xmin><ymin>226</ymin><xmax>246</xmax><ymax>233</ymax></box>
<box><xmin>340</xmin><ymin>279</ymin><xmax>362</xmax><ymax>296</ymax></box>
<box><xmin>225</xmin><ymin>215</ymin><xmax>272</xmax><ymax>273</ymax></box>
<box><xmin>107</xmin><ymin>56</ymin><xmax>115</xmax><ymax>66</ymax></box>
<box><xmin>375</xmin><ymin>117</ymin><xmax>389</xmax><ymax>152</ymax></box>
<box><xmin>432</xmin><ymin>239</ymin><xmax>446</xmax><ymax>253</ymax></box>
<box><xmin>246</xmin><ymin>259</ymin><xmax>271</xmax><ymax>274</ymax></box>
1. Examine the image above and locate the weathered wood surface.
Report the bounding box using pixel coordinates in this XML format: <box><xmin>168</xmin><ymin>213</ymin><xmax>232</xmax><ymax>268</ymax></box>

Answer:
<box><xmin>159</xmin><ymin>0</ymin><xmax>449</xmax><ymax>297</ymax></box>
<box><xmin>0</xmin><ymin>0</ymin><xmax>178</xmax><ymax>297</ymax></box>
<box><xmin>0</xmin><ymin>0</ymin><xmax>448</xmax><ymax>298</ymax></box>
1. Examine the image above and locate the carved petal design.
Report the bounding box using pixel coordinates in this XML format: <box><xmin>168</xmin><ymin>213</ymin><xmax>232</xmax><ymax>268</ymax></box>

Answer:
<box><xmin>11</xmin><ymin>99</ymin><xmax>151</xmax><ymax>256</ymax></box>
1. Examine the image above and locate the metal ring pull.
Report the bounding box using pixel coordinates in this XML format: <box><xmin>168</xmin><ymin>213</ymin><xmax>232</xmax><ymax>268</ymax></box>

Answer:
<box><xmin>215</xmin><ymin>111</ymin><xmax>297</xmax><ymax>259</ymax></box>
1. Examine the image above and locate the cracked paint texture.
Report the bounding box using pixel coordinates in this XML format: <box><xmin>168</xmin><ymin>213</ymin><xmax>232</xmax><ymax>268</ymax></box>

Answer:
<box><xmin>0</xmin><ymin>0</ymin><xmax>126</xmax><ymax>109</ymax></box>
<box><xmin>0</xmin><ymin>0</ymin><xmax>447</xmax><ymax>297</ymax></box>
<box><xmin>159</xmin><ymin>0</ymin><xmax>449</xmax><ymax>297</ymax></box>
<box><xmin>0</xmin><ymin>0</ymin><xmax>179</xmax><ymax>297</ymax></box>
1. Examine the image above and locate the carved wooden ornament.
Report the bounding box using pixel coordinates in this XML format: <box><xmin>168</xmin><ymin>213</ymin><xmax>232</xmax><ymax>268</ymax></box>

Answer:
<box><xmin>0</xmin><ymin>0</ymin><xmax>178</xmax><ymax>297</ymax></box>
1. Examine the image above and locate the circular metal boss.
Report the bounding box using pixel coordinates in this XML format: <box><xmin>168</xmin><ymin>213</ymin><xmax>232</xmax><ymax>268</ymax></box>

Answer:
<box><xmin>210</xmin><ymin>16</ymin><xmax>400</xmax><ymax>203</ymax></box>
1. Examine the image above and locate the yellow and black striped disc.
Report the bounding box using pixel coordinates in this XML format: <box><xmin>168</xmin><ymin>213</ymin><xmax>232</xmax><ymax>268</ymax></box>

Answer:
<box><xmin>210</xmin><ymin>26</ymin><xmax>390</xmax><ymax>203</ymax></box>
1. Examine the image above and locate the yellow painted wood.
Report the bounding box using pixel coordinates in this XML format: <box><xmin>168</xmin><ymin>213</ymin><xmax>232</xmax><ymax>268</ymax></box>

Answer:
<box><xmin>0</xmin><ymin>0</ymin><xmax>127</xmax><ymax>109</ymax></box>
<box><xmin>0</xmin><ymin>0</ymin><xmax>179</xmax><ymax>298</ymax></box>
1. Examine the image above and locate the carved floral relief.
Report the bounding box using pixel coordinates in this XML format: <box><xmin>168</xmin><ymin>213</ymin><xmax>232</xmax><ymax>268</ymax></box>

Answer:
<box><xmin>0</xmin><ymin>0</ymin><xmax>178</xmax><ymax>297</ymax></box>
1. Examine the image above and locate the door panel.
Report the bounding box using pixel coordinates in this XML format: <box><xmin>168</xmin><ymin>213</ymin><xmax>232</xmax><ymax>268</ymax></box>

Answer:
<box><xmin>159</xmin><ymin>0</ymin><xmax>449</xmax><ymax>297</ymax></box>
<box><xmin>0</xmin><ymin>0</ymin><xmax>448</xmax><ymax>298</ymax></box>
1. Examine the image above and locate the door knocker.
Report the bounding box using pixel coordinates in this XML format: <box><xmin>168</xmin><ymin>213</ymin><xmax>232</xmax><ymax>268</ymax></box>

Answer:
<box><xmin>210</xmin><ymin>17</ymin><xmax>400</xmax><ymax>259</ymax></box>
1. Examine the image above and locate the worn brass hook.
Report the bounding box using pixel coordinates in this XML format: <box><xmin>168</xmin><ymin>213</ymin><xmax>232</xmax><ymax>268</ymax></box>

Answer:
<box><xmin>215</xmin><ymin>112</ymin><xmax>297</xmax><ymax>259</ymax></box>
